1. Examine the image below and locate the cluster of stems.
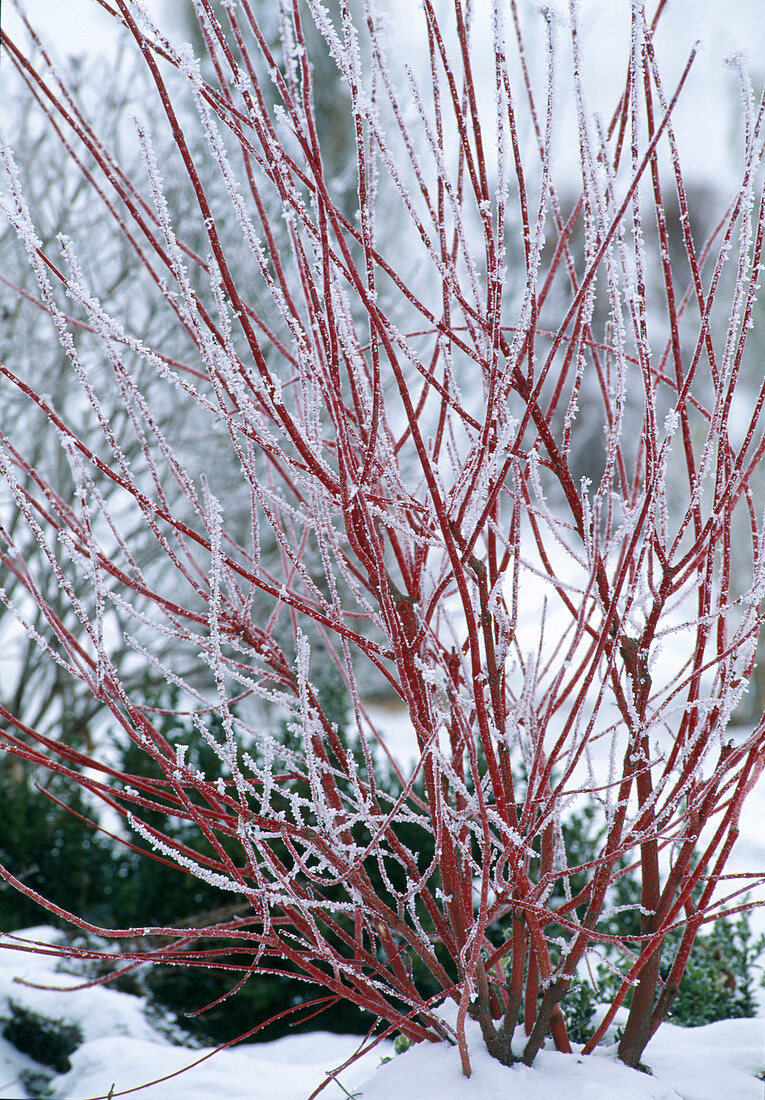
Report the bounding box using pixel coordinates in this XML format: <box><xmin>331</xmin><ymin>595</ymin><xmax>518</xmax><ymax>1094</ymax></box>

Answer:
<box><xmin>1</xmin><ymin>0</ymin><xmax>764</xmax><ymax>1074</ymax></box>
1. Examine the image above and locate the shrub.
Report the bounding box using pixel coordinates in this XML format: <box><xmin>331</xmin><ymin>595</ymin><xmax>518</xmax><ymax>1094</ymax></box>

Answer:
<box><xmin>661</xmin><ymin>912</ymin><xmax>765</xmax><ymax>1028</ymax></box>
<box><xmin>0</xmin><ymin>754</ymin><xmax>118</xmax><ymax>931</ymax></box>
<box><xmin>1</xmin><ymin>0</ymin><xmax>764</xmax><ymax>1076</ymax></box>
<box><xmin>1</xmin><ymin>1001</ymin><xmax>83</xmax><ymax>1074</ymax></box>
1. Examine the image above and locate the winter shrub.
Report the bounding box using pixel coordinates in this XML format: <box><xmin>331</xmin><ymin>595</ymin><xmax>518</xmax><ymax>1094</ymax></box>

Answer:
<box><xmin>1</xmin><ymin>0</ymin><xmax>764</xmax><ymax>1076</ymax></box>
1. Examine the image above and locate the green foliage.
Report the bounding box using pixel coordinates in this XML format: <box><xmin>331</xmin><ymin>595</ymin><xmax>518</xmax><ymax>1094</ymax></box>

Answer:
<box><xmin>0</xmin><ymin>753</ymin><xmax>118</xmax><ymax>931</ymax></box>
<box><xmin>378</xmin><ymin>1031</ymin><xmax>413</xmax><ymax>1066</ymax></box>
<box><xmin>662</xmin><ymin>913</ymin><xmax>765</xmax><ymax>1027</ymax></box>
<box><xmin>590</xmin><ymin>910</ymin><xmax>765</xmax><ymax>1034</ymax></box>
<box><xmin>556</xmin><ymin>805</ymin><xmax>765</xmax><ymax>1037</ymax></box>
<box><xmin>1</xmin><ymin>1001</ymin><xmax>83</xmax><ymax>1073</ymax></box>
<box><xmin>560</xmin><ymin>975</ymin><xmax>599</xmax><ymax>1045</ymax></box>
<box><xmin>109</xmin><ymin>688</ymin><xmax>242</xmax><ymax>930</ymax></box>
<box><xmin>394</xmin><ymin>1033</ymin><xmax>413</xmax><ymax>1054</ymax></box>
<box><xmin>501</xmin><ymin>799</ymin><xmax>765</xmax><ymax>1043</ymax></box>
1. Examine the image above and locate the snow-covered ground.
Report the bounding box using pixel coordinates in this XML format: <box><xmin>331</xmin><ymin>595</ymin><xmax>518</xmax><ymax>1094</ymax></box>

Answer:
<box><xmin>0</xmin><ymin>925</ymin><xmax>763</xmax><ymax>1100</ymax></box>
<box><xmin>361</xmin><ymin>1007</ymin><xmax>765</xmax><ymax>1100</ymax></box>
